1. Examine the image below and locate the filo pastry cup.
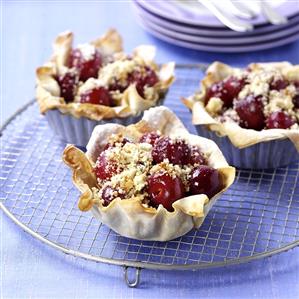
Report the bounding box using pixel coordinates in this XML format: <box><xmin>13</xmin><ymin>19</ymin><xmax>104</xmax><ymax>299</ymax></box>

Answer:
<box><xmin>63</xmin><ymin>106</ymin><xmax>235</xmax><ymax>241</ymax></box>
<box><xmin>183</xmin><ymin>62</ymin><xmax>299</xmax><ymax>169</ymax></box>
<box><xmin>36</xmin><ymin>29</ymin><xmax>175</xmax><ymax>147</ymax></box>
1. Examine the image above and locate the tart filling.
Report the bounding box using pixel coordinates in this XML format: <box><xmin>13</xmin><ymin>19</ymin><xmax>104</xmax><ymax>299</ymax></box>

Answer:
<box><xmin>62</xmin><ymin>106</ymin><xmax>235</xmax><ymax>240</ymax></box>
<box><xmin>90</xmin><ymin>131</ymin><xmax>223</xmax><ymax>212</ymax></box>
<box><xmin>36</xmin><ymin>30</ymin><xmax>175</xmax><ymax>120</ymax></box>
<box><xmin>184</xmin><ymin>62</ymin><xmax>299</xmax><ymax>149</ymax></box>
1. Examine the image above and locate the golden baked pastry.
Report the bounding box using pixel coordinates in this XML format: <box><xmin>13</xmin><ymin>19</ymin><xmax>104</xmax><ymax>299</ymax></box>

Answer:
<box><xmin>63</xmin><ymin>106</ymin><xmax>235</xmax><ymax>241</ymax></box>
<box><xmin>36</xmin><ymin>29</ymin><xmax>175</xmax><ymax>121</ymax></box>
<box><xmin>184</xmin><ymin>61</ymin><xmax>299</xmax><ymax>150</ymax></box>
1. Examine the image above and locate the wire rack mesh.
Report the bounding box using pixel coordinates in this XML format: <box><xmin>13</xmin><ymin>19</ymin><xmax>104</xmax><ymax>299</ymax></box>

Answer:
<box><xmin>1</xmin><ymin>65</ymin><xmax>299</xmax><ymax>274</ymax></box>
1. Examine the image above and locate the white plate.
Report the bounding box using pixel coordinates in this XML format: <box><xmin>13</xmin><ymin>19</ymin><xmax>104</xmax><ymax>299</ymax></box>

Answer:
<box><xmin>135</xmin><ymin>9</ymin><xmax>299</xmax><ymax>46</ymax></box>
<box><xmin>136</xmin><ymin>0</ymin><xmax>299</xmax><ymax>28</ymax></box>
<box><xmin>133</xmin><ymin>1</ymin><xmax>299</xmax><ymax>37</ymax></box>
<box><xmin>137</xmin><ymin>17</ymin><xmax>299</xmax><ymax>53</ymax></box>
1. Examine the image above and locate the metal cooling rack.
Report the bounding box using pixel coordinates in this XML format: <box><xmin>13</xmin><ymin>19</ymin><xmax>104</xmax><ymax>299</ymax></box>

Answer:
<box><xmin>1</xmin><ymin>65</ymin><xmax>299</xmax><ymax>288</ymax></box>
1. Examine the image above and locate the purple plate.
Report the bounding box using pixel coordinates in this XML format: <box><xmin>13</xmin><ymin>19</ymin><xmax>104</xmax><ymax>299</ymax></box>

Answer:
<box><xmin>137</xmin><ymin>17</ymin><xmax>299</xmax><ymax>53</ymax></box>
<box><xmin>136</xmin><ymin>0</ymin><xmax>299</xmax><ymax>28</ymax></box>
<box><xmin>133</xmin><ymin>1</ymin><xmax>299</xmax><ymax>37</ymax></box>
<box><xmin>135</xmin><ymin>9</ymin><xmax>299</xmax><ymax>45</ymax></box>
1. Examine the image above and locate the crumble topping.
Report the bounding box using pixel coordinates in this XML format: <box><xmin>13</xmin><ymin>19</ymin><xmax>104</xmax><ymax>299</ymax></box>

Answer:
<box><xmin>238</xmin><ymin>69</ymin><xmax>280</xmax><ymax>98</ymax></box>
<box><xmin>97</xmin><ymin>139</ymin><xmax>153</xmax><ymax>200</ymax></box>
<box><xmin>98</xmin><ymin>59</ymin><xmax>137</xmax><ymax>86</ymax></box>
<box><xmin>149</xmin><ymin>161</ymin><xmax>192</xmax><ymax>191</ymax></box>
<box><xmin>92</xmin><ymin>132</ymin><xmax>213</xmax><ymax>209</ymax></box>
<box><xmin>75</xmin><ymin>78</ymin><xmax>106</xmax><ymax>101</ymax></box>
<box><xmin>203</xmin><ymin>63</ymin><xmax>299</xmax><ymax>129</ymax></box>
<box><xmin>217</xmin><ymin>108</ymin><xmax>240</xmax><ymax>123</ymax></box>
<box><xmin>46</xmin><ymin>33</ymin><xmax>165</xmax><ymax>109</ymax></box>
<box><xmin>265</xmin><ymin>86</ymin><xmax>296</xmax><ymax>117</ymax></box>
<box><xmin>65</xmin><ymin>54</ymin><xmax>160</xmax><ymax>104</ymax></box>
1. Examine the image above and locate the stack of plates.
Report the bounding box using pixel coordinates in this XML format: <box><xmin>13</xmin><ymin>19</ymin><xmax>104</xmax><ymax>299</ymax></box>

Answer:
<box><xmin>132</xmin><ymin>0</ymin><xmax>299</xmax><ymax>52</ymax></box>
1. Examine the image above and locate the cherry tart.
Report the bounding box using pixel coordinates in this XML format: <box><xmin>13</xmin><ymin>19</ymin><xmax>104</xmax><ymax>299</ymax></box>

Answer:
<box><xmin>63</xmin><ymin>106</ymin><xmax>235</xmax><ymax>241</ymax></box>
<box><xmin>35</xmin><ymin>30</ymin><xmax>175</xmax><ymax>147</ymax></box>
<box><xmin>36</xmin><ymin>30</ymin><xmax>174</xmax><ymax>120</ymax></box>
<box><xmin>184</xmin><ymin>62</ymin><xmax>299</xmax><ymax>169</ymax></box>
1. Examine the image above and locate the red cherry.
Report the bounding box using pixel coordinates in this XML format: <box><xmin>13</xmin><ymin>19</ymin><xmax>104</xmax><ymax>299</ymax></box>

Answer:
<box><xmin>293</xmin><ymin>94</ymin><xmax>299</xmax><ymax>109</ymax></box>
<box><xmin>109</xmin><ymin>67</ymin><xmax>158</xmax><ymax>97</ymax></box>
<box><xmin>80</xmin><ymin>87</ymin><xmax>112</xmax><ymax>106</ymax></box>
<box><xmin>174</xmin><ymin>140</ymin><xmax>191</xmax><ymax>165</ymax></box>
<box><xmin>101</xmin><ymin>186</ymin><xmax>125</xmax><ymax>207</ymax></box>
<box><xmin>152</xmin><ymin>137</ymin><xmax>171</xmax><ymax>163</ymax></box>
<box><xmin>69</xmin><ymin>47</ymin><xmax>102</xmax><ymax>81</ymax></box>
<box><xmin>235</xmin><ymin>94</ymin><xmax>265</xmax><ymax>130</ymax></box>
<box><xmin>205</xmin><ymin>76</ymin><xmax>245</xmax><ymax>108</ymax></box>
<box><xmin>293</xmin><ymin>81</ymin><xmax>299</xmax><ymax>108</ymax></box>
<box><xmin>57</xmin><ymin>71</ymin><xmax>78</xmax><ymax>103</ymax></box>
<box><xmin>109</xmin><ymin>72</ymin><xmax>131</xmax><ymax>93</ymax></box>
<box><xmin>188</xmin><ymin>146</ymin><xmax>207</xmax><ymax>165</ymax></box>
<box><xmin>109</xmin><ymin>81</ymin><xmax>128</xmax><ymax>93</ymax></box>
<box><xmin>224</xmin><ymin>76</ymin><xmax>245</xmax><ymax>98</ymax></box>
<box><xmin>147</xmin><ymin>172</ymin><xmax>185</xmax><ymax>211</ymax></box>
<box><xmin>143</xmin><ymin>67</ymin><xmax>159</xmax><ymax>86</ymax></box>
<box><xmin>94</xmin><ymin>151</ymin><xmax>118</xmax><ymax>180</ymax></box>
<box><xmin>189</xmin><ymin>165</ymin><xmax>221</xmax><ymax>198</ymax></box>
<box><xmin>139</xmin><ymin>132</ymin><xmax>161</xmax><ymax>146</ymax></box>
<box><xmin>266</xmin><ymin>111</ymin><xmax>295</xmax><ymax>129</ymax></box>
<box><xmin>270</xmin><ymin>79</ymin><xmax>289</xmax><ymax>91</ymax></box>
<box><xmin>135</xmin><ymin>82</ymin><xmax>146</xmax><ymax>98</ymax></box>
<box><xmin>128</xmin><ymin>67</ymin><xmax>159</xmax><ymax>97</ymax></box>
<box><xmin>205</xmin><ymin>81</ymin><xmax>226</xmax><ymax>105</ymax></box>
<box><xmin>152</xmin><ymin>137</ymin><xmax>191</xmax><ymax>165</ymax></box>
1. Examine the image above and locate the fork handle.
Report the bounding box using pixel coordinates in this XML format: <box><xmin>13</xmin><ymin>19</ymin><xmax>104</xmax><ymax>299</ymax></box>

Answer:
<box><xmin>260</xmin><ymin>0</ymin><xmax>287</xmax><ymax>25</ymax></box>
<box><xmin>198</xmin><ymin>0</ymin><xmax>253</xmax><ymax>32</ymax></box>
<box><xmin>229</xmin><ymin>1</ymin><xmax>256</xmax><ymax>19</ymax></box>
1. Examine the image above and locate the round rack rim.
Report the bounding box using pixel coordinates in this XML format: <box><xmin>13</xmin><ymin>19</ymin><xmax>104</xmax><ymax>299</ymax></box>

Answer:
<box><xmin>1</xmin><ymin>65</ymin><xmax>299</xmax><ymax>271</ymax></box>
<box><xmin>1</xmin><ymin>202</ymin><xmax>298</xmax><ymax>270</ymax></box>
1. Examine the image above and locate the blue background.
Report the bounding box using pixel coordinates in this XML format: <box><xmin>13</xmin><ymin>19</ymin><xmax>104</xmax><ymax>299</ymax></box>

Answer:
<box><xmin>1</xmin><ymin>1</ymin><xmax>299</xmax><ymax>298</ymax></box>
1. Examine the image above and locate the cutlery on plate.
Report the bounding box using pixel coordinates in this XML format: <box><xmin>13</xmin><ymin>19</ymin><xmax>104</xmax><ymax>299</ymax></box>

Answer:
<box><xmin>228</xmin><ymin>0</ymin><xmax>257</xmax><ymax>19</ymax></box>
<box><xmin>259</xmin><ymin>0</ymin><xmax>288</xmax><ymax>25</ymax></box>
<box><xmin>198</xmin><ymin>0</ymin><xmax>253</xmax><ymax>32</ymax></box>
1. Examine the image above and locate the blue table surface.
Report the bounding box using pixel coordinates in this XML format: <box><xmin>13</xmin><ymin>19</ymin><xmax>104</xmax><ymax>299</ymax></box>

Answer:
<box><xmin>1</xmin><ymin>1</ymin><xmax>299</xmax><ymax>298</ymax></box>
